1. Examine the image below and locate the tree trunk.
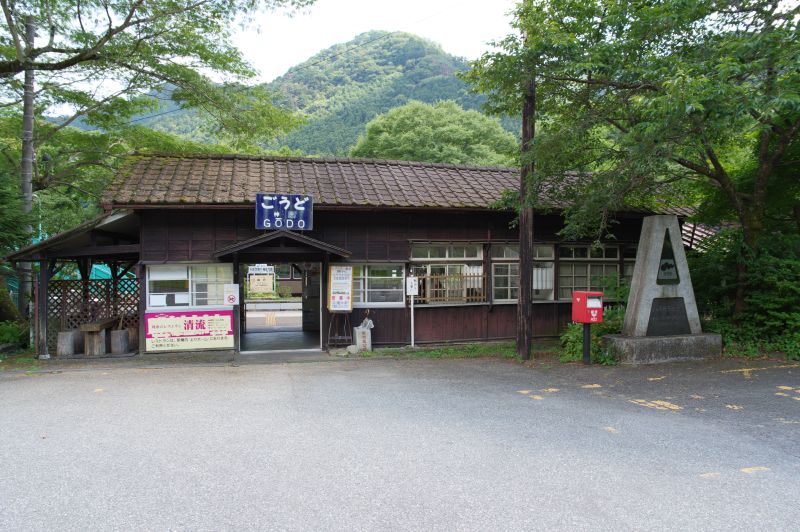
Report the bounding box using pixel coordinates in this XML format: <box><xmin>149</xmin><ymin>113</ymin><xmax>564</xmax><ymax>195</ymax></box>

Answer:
<box><xmin>17</xmin><ymin>16</ymin><xmax>35</xmax><ymax>320</ymax></box>
<box><xmin>517</xmin><ymin>76</ymin><xmax>536</xmax><ymax>360</ymax></box>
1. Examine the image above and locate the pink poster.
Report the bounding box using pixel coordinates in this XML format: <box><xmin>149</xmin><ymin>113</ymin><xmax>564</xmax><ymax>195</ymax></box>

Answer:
<box><xmin>144</xmin><ymin>309</ymin><xmax>234</xmax><ymax>352</ymax></box>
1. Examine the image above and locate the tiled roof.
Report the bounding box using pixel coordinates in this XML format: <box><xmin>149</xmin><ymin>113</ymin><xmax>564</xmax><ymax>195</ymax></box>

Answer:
<box><xmin>102</xmin><ymin>155</ymin><xmax>521</xmax><ymax>209</ymax></box>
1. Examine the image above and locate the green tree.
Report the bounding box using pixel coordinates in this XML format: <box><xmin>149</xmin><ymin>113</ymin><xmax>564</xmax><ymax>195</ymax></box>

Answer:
<box><xmin>1</xmin><ymin>0</ymin><xmax>314</xmax><ymax>316</ymax></box>
<box><xmin>463</xmin><ymin>0</ymin><xmax>800</xmax><ymax>313</ymax></box>
<box><xmin>351</xmin><ymin>100</ymin><xmax>518</xmax><ymax>166</ymax></box>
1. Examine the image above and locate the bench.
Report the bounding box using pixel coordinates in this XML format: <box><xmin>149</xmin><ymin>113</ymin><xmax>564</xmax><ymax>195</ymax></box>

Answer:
<box><xmin>80</xmin><ymin>317</ymin><xmax>120</xmax><ymax>357</ymax></box>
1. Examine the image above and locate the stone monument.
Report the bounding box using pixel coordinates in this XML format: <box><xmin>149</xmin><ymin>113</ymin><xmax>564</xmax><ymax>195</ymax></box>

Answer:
<box><xmin>605</xmin><ymin>215</ymin><xmax>721</xmax><ymax>363</ymax></box>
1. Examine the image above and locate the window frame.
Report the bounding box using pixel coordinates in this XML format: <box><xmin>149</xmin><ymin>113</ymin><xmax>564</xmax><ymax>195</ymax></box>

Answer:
<box><xmin>146</xmin><ymin>263</ymin><xmax>233</xmax><ymax>309</ymax></box>
<box><xmin>346</xmin><ymin>264</ymin><xmax>406</xmax><ymax>308</ymax></box>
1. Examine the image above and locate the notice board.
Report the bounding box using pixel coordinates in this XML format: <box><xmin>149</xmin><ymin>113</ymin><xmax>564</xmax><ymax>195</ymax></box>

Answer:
<box><xmin>328</xmin><ymin>265</ymin><xmax>353</xmax><ymax>312</ymax></box>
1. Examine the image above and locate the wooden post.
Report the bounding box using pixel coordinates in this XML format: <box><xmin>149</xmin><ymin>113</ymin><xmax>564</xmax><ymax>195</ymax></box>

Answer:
<box><xmin>37</xmin><ymin>259</ymin><xmax>50</xmax><ymax>359</ymax></box>
<box><xmin>321</xmin><ymin>253</ymin><xmax>330</xmax><ymax>349</ymax></box>
<box><xmin>517</xmin><ymin>75</ymin><xmax>536</xmax><ymax>360</ymax></box>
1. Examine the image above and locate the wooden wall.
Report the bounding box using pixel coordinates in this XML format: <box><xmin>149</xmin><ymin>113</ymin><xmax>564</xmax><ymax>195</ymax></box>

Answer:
<box><xmin>137</xmin><ymin>206</ymin><xmax>644</xmax><ymax>345</ymax></box>
<box><xmin>139</xmin><ymin>208</ymin><xmax>644</xmax><ymax>263</ymax></box>
<box><xmin>338</xmin><ymin>303</ymin><xmax>572</xmax><ymax>346</ymax></box>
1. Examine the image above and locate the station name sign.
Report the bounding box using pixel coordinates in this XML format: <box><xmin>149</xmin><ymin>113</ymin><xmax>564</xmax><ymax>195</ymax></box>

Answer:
<box><xmin>255</xmin><ymin>193</ymin><xmax>313</xmax><ymax>230</ymax></box>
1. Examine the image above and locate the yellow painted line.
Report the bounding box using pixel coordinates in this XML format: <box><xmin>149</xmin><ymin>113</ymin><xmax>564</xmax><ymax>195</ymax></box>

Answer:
<box><xmin>699</xmin><ymin>472</ymin><xmax>720</xmax><ymax>478</ymax></box>
<box><xmin>541</xmin><ymin>388</ymin><xmax>560</xmax><ymax>393</ymax></box>
<box><xmin>647</xmin><ymin>376</ymin><xmax>666</xmax><ymax>381</ymax></box>
<box><xmin>94</xmin><ymin>388</ymin><xmax>104</xmax><ymax>393</ymax></box>
<box><xmin>530</xmin><ymin>395</ymin><xmax>544</xmax><ymax>400</ymax></box>
<box><xmin>777</xmin><ymin>386</ymin><xmax>794</xmax><ymax>390</ymax></box>
<box><xmin>604</xmin><ymin>426</ymin><xmax>618</xmax><ymax>433</ymax></box>
<box><xmin>775</xmin><ymin>392</ymin><xmax>789</xmax><ymax>397</ymax></box>
<box><xmin>721</xmin><ymin>364</ymin><xmax>799</xmax><ymax>375</ymax></box>
<box><xmin>517</xmin><ymin>390</ymin><xmax>532</xmax><ymax>395</ymax></box>
<box><xmin>740</xmin><ymin>466</ymin><xmax>769</xmax><ymax>474</ymax></box>
<box><xmin>726</xmin><ymin>404</ymin><xmax>743</xmax><ymax>410</ymax></box>
<box><xmin>581</xmin><ymin>384</ymin><xmax>602</xmax><ymax>389</ymax></box>
<box><xmin>629</xmin><ymin>399</ymin><xmax>682</xmax><ymax>411</ymax></box>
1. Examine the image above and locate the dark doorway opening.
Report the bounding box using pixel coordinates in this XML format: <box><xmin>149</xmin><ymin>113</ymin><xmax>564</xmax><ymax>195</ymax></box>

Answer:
<box><xmin>240</xmin><ymin>261</ymin><xmax>322</xmax><ymax>352</ymax></box>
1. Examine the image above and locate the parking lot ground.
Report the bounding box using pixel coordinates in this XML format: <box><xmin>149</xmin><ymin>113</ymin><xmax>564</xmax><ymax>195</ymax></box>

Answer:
<box><xmin>1</xmin><ymin>356</ymin><xmax>798</xmax><ymax>530</ymax></box>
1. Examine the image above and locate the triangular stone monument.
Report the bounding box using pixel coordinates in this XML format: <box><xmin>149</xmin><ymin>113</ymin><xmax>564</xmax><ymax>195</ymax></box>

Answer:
<box><xmin>606</xmin><ymin>215</ymin><xmax>721</xmax><ymax>364</ymax></box>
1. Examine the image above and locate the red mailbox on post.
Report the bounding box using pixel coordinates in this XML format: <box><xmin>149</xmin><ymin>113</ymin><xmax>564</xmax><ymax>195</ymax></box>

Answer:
<box><xmin>572</xmin><ymin>291</ymin><xmax>604</xmax><ymax>324</ymax></box>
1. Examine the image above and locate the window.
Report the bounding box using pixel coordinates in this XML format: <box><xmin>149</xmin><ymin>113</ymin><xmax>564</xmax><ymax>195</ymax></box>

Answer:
<box><xmin>532</xmin><ymin>262</ymin><xmax>555</xmax><ymax>300</ymax></box>
<box><xmin>557</xmin><ymin>244</ymin><xmax>621</xmax><ymax>300</ymax></box>
<box><xmin>493</xmin><ymin>263</ymin><xmax>519</xmax><ymax>302</ymax></box>
<box><xmin>351</xmin><ymin>265</ymin><xmax>404</xmax><ymax>306</ymax></box>
<box><xmin>411</xmin><ymin>263</ymin><xmax>485</xmax><ymax>304</ymax></box>
<box><xmin>275</xmin><ymin>264</ymin><xmax>302</xmax><ymax>280</ymax></box>
<box><xmin>411</xmin><ymin>244</ymin><xmax>482</xmax><ymax>260</ymax></box>
<box><xmin>147</xmin><ymin>264</ymin><xmax>233</xmax><ymax>308</ymax></box>
<box><xmin>491</xmin><ymin>244</ymin><xmax>519</xmax><ymax>259</ymax></box>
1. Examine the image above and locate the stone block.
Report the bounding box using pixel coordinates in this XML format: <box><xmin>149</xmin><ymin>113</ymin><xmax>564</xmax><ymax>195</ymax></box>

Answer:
<box><xmin>604</xmin><ymin>333</ymin><xmax>722</xmax><ymax>364</ymax></box>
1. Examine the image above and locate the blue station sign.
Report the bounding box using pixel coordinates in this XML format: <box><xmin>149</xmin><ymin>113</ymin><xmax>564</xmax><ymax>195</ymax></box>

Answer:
<box><xmin>255</xmin><ymin>193</ymin><xmax>313</xmax><ymax>230</ymax></box>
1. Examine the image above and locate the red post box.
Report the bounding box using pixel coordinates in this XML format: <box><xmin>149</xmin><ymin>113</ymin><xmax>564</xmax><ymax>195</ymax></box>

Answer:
<box><xmin>571</xmin><ymin>291</ymin><xmax>604</xmax><ymax>324</ymax></box>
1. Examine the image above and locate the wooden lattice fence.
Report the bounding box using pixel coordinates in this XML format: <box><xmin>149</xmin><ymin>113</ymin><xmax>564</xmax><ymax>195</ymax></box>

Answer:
<box><xmin>45</xmin><ymin>279</ymin><xmax>140</xmax><ymax>353</ymax></box>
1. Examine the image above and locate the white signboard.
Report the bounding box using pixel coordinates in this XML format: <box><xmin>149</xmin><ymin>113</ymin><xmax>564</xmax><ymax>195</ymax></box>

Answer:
<box><xmin>406</xmin><ymin>276</ymin><xmax>419</xmax><ymax>297</ymax></box>
<box><xmin>328</xmin><ymin>265</ymin><xmax>353</xmax><ymax>312</ymax></box>
<box><xmin>248</xmin><ymin>264</ymin><xmax>274</xmax><ymax>275</ymax></box>
<box><xmin>223</xmin><ymin>283</ymin><xmax>240</xmax><ymax>305</ymax></box>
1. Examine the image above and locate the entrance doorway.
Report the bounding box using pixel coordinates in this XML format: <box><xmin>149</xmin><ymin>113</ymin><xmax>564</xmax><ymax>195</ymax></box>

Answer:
<box><xmin>240</xmin><ymin>262</ymin><xmax>322</xmax><ymax>352</ymax></box>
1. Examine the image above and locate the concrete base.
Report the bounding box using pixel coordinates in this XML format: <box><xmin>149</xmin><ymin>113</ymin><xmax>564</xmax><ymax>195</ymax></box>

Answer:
<box><xmin>604</xmin><ymin>333</ymin><xmax>722</xmax><ymax>365</ymax></box>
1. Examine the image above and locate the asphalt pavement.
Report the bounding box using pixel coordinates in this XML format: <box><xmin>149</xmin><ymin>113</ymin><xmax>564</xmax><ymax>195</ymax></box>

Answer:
<box><xmin>1</xmin><ymin>357</ymin><xmax>798</xmax><ymax>531</ymax></box>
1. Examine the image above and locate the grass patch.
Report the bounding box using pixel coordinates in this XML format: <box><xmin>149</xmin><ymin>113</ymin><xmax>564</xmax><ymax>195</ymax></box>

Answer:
<box><xmin>358</xmin><ymin>340</ymin><xmax>559</xmax><ymax>361</ymax></box>
<box><xmin>363</xmin><ymin>341</ymin><xmax>519</xmax><ymax>360</ymax></box>
<box><xmin>0</xmin><ymin>352</ymin><xmax>41</xmax><ymax>372</ymax></box>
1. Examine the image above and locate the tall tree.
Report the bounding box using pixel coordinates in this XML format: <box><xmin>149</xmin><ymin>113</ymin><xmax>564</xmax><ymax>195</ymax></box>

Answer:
<box><xmin>1</xmin><ymin>0</ymin><xmax>313</xmax><ymax>316</ymax></box>
<box><xmin>350</xmin><ymin>100</ymin><xmax>518</xmax><ymax>167</ymax></box>
<box><xmin>464</xmin><ymin>0</ymin><xmax>800</xmax><ymax>313</ymax></box>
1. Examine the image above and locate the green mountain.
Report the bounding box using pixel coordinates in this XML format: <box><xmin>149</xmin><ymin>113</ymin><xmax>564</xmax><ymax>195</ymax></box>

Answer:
<box><xmin>140</xmin><ymin>31</ymin><xmax>517</xmax><ymax>156</ymax></box>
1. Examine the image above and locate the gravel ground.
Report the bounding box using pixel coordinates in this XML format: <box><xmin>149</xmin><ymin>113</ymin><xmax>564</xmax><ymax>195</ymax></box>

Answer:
<box><xmin>1</xmin><ymin>356</ymin><xmax>798</xmax><ymax>531</ymax></box>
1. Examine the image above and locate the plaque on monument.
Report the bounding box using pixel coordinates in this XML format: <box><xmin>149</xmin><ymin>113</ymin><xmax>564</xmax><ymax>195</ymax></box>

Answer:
<box><xmin>656</xmin><ymin>229</ymin><xmax>680</xmax><ymax>285</ymax></box>
<box><xmin>646</xmin><ymin>297</ymin><xmax>691</xmax><ymax>336</ymax></box>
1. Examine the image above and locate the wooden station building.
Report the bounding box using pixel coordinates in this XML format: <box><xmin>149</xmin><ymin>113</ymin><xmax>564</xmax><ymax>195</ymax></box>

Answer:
<box><xmin>8</xmin><ymin>154</ymin><xmax>685</xmax><ymax>357</ymax></box>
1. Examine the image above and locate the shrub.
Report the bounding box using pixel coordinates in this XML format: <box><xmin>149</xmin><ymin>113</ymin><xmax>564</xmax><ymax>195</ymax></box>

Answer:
<box><xmin>0</xmin><ymin>320</ymin><xmax>28</xmax><ymax>346</ymax></box>
<box><xmin>689</xmin><ymin>230</ymin><xmax>800</xmax><ymax>360</ymax></box>
<box><xmin>559</xmin><ymin>305</ymin><xmax>624</xmax><ymax>365</ymax></box>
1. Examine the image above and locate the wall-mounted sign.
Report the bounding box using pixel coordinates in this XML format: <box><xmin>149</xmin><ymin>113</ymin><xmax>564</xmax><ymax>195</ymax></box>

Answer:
<box><xmin>144</xmin><ymin>309</ymin><xmax>235</xmax><ymax>352</ymax></box>
<box><xmin>248</xmin><ymin>264</ymin><xmax>274</xmax><ymax>275</ymax></box>
<box><xmin>223</xmin><ymin>284</ymin><xmax>240</xmax><ymax>305</ymax></box>
<box><xmin>256</xmin><ymin>193</ymin><xmax>313</xmax><ymax>230</ymax></box>
<box><xmin>328</xmin><ymin>265</ymin><xmax>353</xmax><ymax>312</ymax></box>
<box><xmin>249</xmin><ymin>274</ymin><xmax>275</xmax><ymax>294</ymax></box>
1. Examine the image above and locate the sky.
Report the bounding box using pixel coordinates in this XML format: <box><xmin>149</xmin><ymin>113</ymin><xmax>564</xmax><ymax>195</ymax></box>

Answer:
<box><xmin>233</xmin><ymin>0</ymin><xmax>520</xmax><ymax>82</ymax></box>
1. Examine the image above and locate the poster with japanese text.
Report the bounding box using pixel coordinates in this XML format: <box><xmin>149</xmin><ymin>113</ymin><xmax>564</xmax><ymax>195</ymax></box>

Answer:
<box><xmin>328</xmin><ymin>265</ymin><xmax>353</xmax><ymax>312</ymax></box>
<box><xmin>144</xmin><ymin>310</ymin><xmax>235</xmax><ymax>352</ymax></box>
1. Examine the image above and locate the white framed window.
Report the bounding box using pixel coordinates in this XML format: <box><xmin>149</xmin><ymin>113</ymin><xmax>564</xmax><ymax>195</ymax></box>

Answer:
<box><xmin>411</xmin><ymin>244</ymin><xmax>482</xmax><ymax>261</ymax></box>
<box><xmin>492</xmin><ymin>263</ymin><xmax>519</xmax><ymax>302</ymax></box>
<box><xmin>351</xmin><ymin>264</ymin><xmax>405</xmax><ymax>306</ymax></box>
<box><xmin>147</xmin><ymin>263</ymin><xmax>233</xmax><ymax>308</ymax></box>
<box><xmin>410</xmin><ymin>263</ymin><xmax>485</xmax><ymax>304</ymax></box>
<box><xmin>557</xmin><ymin>244</ymin><xmax>624</xmax><ymax>300</ymax></box>
<box><xmin>558</xmin><ymin>263</ymin><xmax>620</xmax><ymax>300</ymax></box>
<box><xmin>532</xmin><ymin>262</ymin><xmax>555</xmax><ymax>300</ymax></box>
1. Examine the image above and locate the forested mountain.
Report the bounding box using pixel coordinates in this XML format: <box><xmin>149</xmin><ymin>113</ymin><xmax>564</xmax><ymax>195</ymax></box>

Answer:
<box><xmin>140</xmin><ymin>31</ymin><xmax>516</xmax><ymax>155</ymax></box>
